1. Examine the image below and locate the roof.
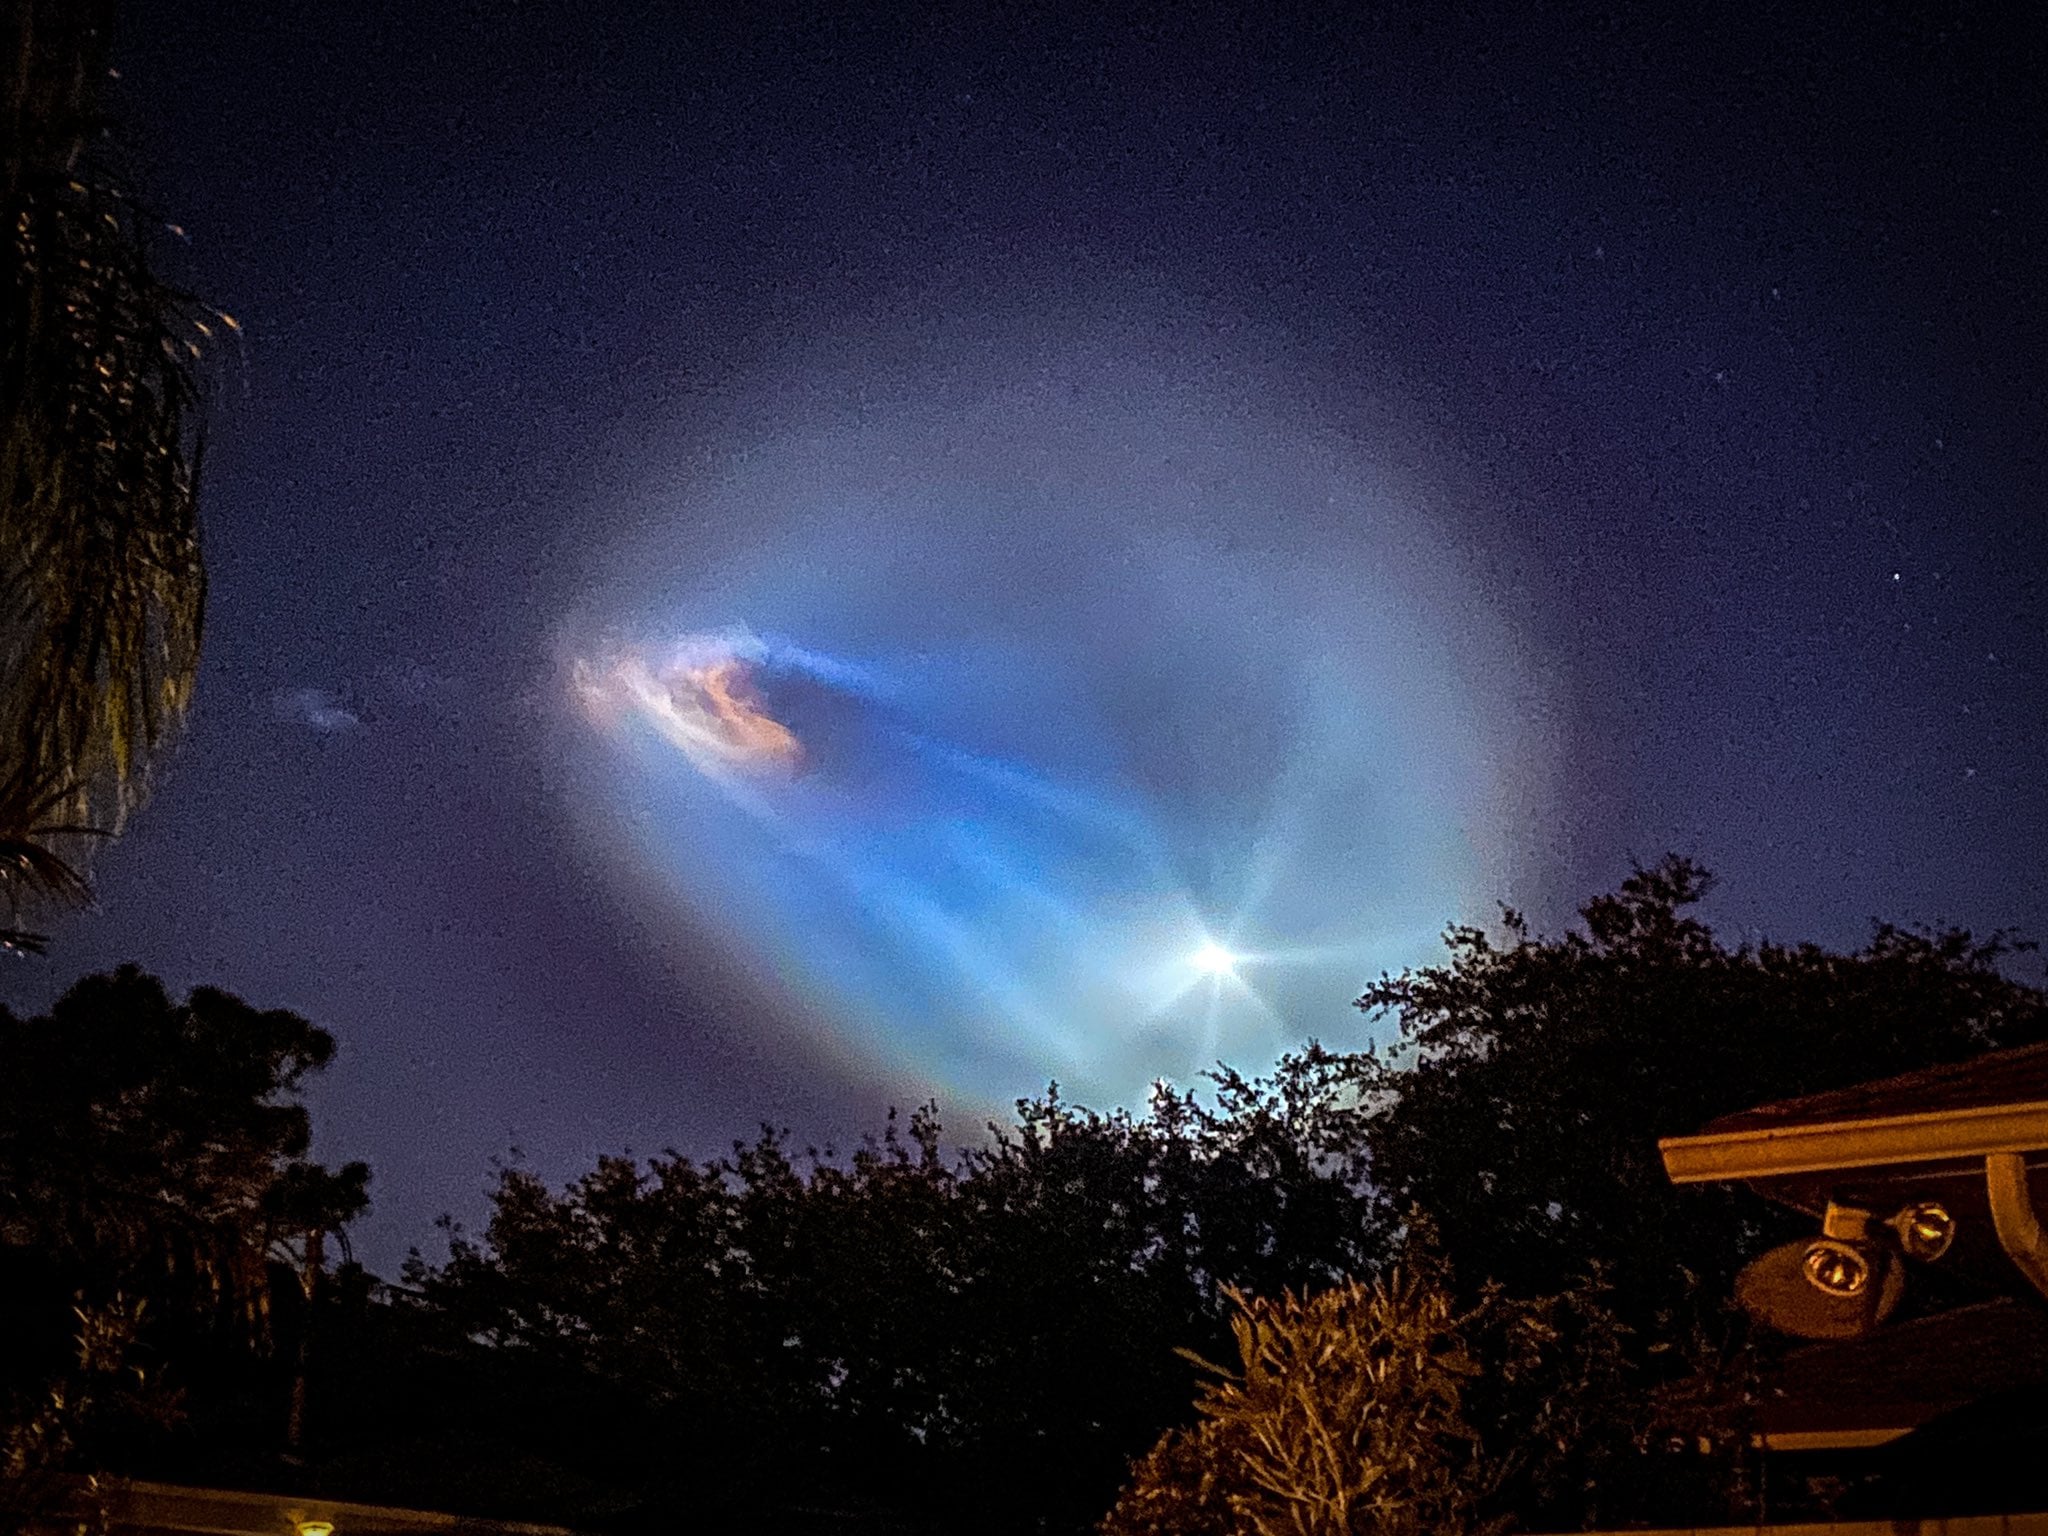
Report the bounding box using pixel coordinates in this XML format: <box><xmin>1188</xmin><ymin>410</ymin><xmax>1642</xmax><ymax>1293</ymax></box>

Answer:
<box><xmin>1751</xmin><ymin>1298</ymin><xmax>2048</xmax><ymax>1447</ymax></box>
<box><xmin>1647</xmin><ymin>1039</ymin><xmax>2048</xmax><ymax>1476</ymax></box>
<box><xmin>1657</xmin><ymin>1044</ymin><xmax>2048</xmax><ymax>1297</ymax></box>
<box><xmin>1701</xmin><ymin>1041</ymin><xmax>2048</xmax><ymax>1137</ymax></box>
<box><xmin>16</xmin><ymin>1479</ymin><xmax>584</xmax><ymax>1536</ymax></box>
<box><xmin>1659</xmin><ymin>1040</ymin><xmax>2048</xmax><ymax>1187</ymax></box>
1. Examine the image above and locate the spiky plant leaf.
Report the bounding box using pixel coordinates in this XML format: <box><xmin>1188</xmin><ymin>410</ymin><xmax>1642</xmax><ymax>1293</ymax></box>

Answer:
<box><xmin>1</xmin><ymin>0</ymin><xmax>209</xmax><ymax>937</ymax></box>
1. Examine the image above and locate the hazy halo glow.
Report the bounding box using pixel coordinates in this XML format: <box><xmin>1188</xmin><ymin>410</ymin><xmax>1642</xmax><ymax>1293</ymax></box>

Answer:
<box><xmin>562</xmin><ymin>310</ymin><xmax>1535</xmax><ymax>1113</ymax></box>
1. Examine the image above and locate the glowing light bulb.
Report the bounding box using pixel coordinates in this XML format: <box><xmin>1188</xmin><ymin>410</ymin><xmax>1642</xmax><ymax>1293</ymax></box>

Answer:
<box><xmin>1191</xmin><ymin>942</ymin><xmax>1239</xmax><ymax>977</ymax></box>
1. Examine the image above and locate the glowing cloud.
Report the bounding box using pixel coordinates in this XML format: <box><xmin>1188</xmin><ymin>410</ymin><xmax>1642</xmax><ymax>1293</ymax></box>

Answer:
<box><xmin>576</xmin><ymin>636</ymin><xmax>803</xmax><ymax>783</ymax></box>
<box><xmin>560</xmin><ymin>303</ymin><xmax>1542</xmax><ymax>1112</ymax></box>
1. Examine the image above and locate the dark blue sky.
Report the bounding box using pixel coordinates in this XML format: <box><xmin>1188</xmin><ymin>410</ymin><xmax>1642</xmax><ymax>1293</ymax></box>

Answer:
<box><xmin>7</xmin><ymin>1</ymin><xmax>2042</xmax><ymax>1272</ymax></box>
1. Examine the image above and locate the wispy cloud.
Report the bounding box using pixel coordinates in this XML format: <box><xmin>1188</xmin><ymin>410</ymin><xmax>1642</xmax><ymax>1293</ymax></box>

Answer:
<box><xmin>275</xmin><ymin>686</ymin><xmax>360</xmax><ymax>734</ymax></box>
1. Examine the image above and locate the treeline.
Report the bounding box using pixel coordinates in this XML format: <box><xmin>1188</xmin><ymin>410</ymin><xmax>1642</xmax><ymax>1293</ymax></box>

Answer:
<box><xmin>391</xmin><ymin>1065</ymin><xmax>1379</xmax><ymax>1532</ymax></box>
<box><xmin>4</xmin><ymin>860</ymin><xmax>2045</xmax><ymax>1533</ymax></box>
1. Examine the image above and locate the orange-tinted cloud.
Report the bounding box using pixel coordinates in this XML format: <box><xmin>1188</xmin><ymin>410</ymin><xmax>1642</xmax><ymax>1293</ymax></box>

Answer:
<box><xmin>674</xmin><ymin>656</ymin><xmax>803</xmax><ymax>768</ymax></box>
<box><xmin>574</xmin><ymin>644</ymin><xmax>803</xmax><ymax>780</ymax></box>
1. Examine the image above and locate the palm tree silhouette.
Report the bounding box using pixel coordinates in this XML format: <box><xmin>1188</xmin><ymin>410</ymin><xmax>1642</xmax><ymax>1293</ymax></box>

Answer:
<box><xmin>3</xmin><ymin>0</ymin><xmax>213</xmax><ymax>951</ymax></box>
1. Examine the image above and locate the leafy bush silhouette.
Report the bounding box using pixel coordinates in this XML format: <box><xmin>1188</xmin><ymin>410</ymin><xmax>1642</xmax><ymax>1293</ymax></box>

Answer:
<box><xmin>1103</xmin><ymin>1267</ymin><xmax>1618</xmax><ymax>1536</ymax></box>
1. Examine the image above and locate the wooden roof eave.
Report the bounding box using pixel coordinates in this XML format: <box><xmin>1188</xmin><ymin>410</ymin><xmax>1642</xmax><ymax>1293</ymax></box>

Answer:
<box><xmin>1659</xmin><ymin>1099</ymin><xmax>2048</xmax><ymax>1185</ymax></box>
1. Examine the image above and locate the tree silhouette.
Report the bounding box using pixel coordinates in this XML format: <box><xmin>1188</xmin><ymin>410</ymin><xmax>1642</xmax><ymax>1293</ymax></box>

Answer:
<box><xmin>1351</xmin><ymin>857</ymin><xmax>2048</xmax><ymax>1337</ymax></box>
<box><xmin>2</xmin><ymin>1</ymin><xmax>216</xmax><ymax>951</ymax></box>
<box><xmin>396</xmin><ymin>1077</ymin><xmax>1381</xmax><ymax>1533</ymax></box>
<box><xmin>7</xmin><ymin>867</ymin><xmax>2035</xmax><ymax>1534</ymax></box>
<box><xmin>0</xmin><ymin>967</ymin><xmax>368</xmax><ymax>1493</ymax></box>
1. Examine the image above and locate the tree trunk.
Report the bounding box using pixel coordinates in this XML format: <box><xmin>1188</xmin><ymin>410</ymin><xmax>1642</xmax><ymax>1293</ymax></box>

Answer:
<box><xmin>284</xmin><ymin>1227</ymin><xmax>324</xmax><ymax>1460</ymax></box>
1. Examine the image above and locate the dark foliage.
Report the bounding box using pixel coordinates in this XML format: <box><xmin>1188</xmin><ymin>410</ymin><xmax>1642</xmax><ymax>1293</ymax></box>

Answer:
<box><xmin>0</xmin><ymin>967</ymin><xmax>368</xmax><ymax>1500</ymax></box>
<box><xmin>1352</xmin><ymin>858</ymin><xmax>2045</xmax><ymax>1334</ymax></box>
<box><xmin>387</xmin><ymin>1068</ymin><xmax>1380</xmax><ymax>1534</ymax></box>
<box><xmin>1337</xmin><ymin>857</ymin><xmax>2046</xmax><ymax>1527</ymax></box>
<box><xmin>1101</xmin><ymin>1267</ymin><xmax>1626</xmax><ymax>1536</ymax></box>
<box><xmin>7</xmin><ymin>865</ymin><xmax>2043</xmax><ymax>1535</ymax></box>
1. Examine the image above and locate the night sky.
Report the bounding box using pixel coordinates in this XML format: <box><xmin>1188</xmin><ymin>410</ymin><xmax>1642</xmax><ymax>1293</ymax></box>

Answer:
<box><xmin>7</xmin><ymin>2</ymin><xmax>2043</xmax><ymax>1273</ymax></box>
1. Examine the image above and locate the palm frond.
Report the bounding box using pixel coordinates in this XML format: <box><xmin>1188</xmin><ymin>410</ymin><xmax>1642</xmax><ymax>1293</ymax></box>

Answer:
<box><xmin>0</xmin><ymin>0</ymin><xmax>210</xmax><ymax>933</ymax></box>
<box><xmin>0</xmin><ymin>764</ymin><xmax>104</xmax><ymax>945</ymax></box>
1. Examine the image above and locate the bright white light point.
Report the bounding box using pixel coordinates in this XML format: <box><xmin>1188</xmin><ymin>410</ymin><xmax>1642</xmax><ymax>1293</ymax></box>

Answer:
<box><xmin>1191</xmin><ymin>942</ymin><xmax>1239</xmax><ymax>977</ymax></box>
